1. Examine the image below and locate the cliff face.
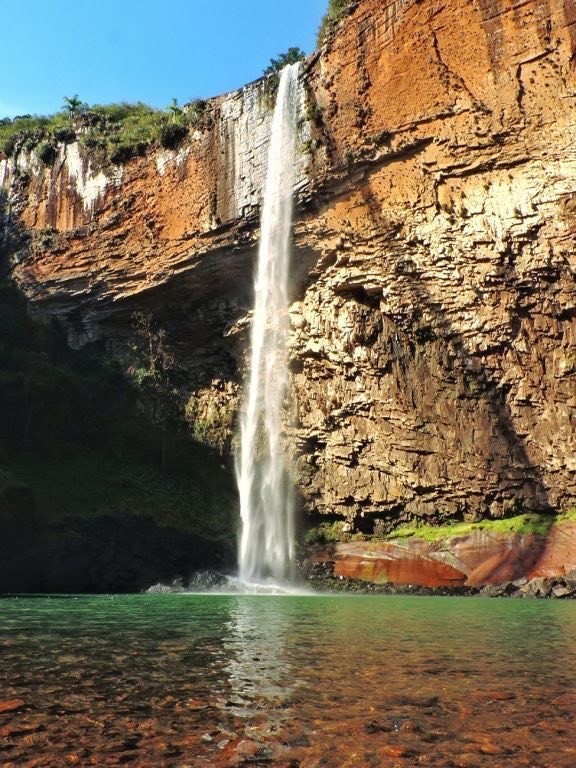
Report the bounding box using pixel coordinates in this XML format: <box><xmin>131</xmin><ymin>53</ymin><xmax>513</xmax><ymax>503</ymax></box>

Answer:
<box><xmin>290</xmin><ymin>0</ymin><xmax>576</xmax><ymax>525</ymax></box>
<box><xmin>2</xmin><ymin>0</ymin><xmax>576</xmax><ymax>532</ymax></box>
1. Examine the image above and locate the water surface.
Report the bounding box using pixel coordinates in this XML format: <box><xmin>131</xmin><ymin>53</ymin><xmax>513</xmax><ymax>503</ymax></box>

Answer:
<box><xmin>1</xmin><ymin>594</ymin><xmax>575</xmax><ymax>766</ymax></box>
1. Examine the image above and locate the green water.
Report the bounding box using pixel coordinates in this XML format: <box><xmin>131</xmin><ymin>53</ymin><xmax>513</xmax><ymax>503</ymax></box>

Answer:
<box><xmin>1</xmin><ymin>594</ymin><xmax>575</xmax><ymax>767</ymax></box>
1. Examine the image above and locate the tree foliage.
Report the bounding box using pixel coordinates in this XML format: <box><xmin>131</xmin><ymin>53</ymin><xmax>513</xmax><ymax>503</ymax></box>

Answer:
<box><xmin>263</xmin><ymin>47</ymin><xmax>306</xmax><ymax>77</ymax></box>
<box><xmin>62</xmin><ymin>94</ymin><xmax>85</xmax><ymax>118</ymax></box>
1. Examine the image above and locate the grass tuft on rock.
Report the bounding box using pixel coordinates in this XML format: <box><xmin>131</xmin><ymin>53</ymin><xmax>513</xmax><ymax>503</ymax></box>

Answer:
<box><xmin>388</xmin><ymin>512</ymin><xmax>575</xmax><ymax>542</ymax></box>
<box><xmin>316</xmin><ymin>0</ymin><xmax>352</xmax><ymax>48</ymax></box>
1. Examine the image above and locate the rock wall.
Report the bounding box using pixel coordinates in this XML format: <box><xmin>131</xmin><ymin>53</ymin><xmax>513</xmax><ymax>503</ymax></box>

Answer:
<box><xmin>1</xmin><ymin>0</ymin><xmax>576</xmax><ymax>531</ymax></box>
<box><xmin>290</xmin><ymin>0</ymin><xmax>576</xmax><ymax>525</ymax></box>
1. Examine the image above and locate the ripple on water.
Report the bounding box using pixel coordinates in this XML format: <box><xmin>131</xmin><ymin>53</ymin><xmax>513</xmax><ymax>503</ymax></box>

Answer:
<box><xmin>0</xmin><ymin>594</ymin><xmax>575</xmax><ymax>766</ymax></box>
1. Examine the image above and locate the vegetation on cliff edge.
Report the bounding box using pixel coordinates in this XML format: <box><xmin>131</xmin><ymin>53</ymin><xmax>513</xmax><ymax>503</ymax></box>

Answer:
<box><xmin>304</xmin><ymin>510</ymin><xmax>576</xmax><ymax>546</ymax></box>
<box><xmin>0</xmin><ymin>97</ymin><xmax>209</xmax><ymax>165</ymax></box>
<box><xmin>260</xmin><ymin>47</ymin><xmax>306</xmax><ymax>109</ymax></box>
<box><xmin>316</xmin><ymin>0</ymin><xmax>352</xmax><ymax>47</ymax></box>
<box><xmin>388</xmin><ymin>512</ymin><xmax>576</xmax><ymax>542</ymax></box>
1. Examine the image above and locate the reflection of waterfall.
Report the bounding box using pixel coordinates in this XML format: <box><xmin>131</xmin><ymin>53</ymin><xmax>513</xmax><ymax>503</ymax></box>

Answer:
<box><xmin>236</xmin><ymin>64</ymin><xmax>301</xmax><ymax>587</ymax></box>
<box><xmin>220</xmin><ymin>597</ymin><xmax>296</xmax><ymax>716</ymax></box>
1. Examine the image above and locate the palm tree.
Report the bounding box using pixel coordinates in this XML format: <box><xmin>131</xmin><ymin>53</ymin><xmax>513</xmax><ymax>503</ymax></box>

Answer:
<box><xmin>167</xmin><ymin>97</ymin><xmax>182</xmax><ymax>123</ymax></box>
<box><xmin>62</xmin><ymin>95</ymin><xmax>83</xmax><ymax>119</ymax></box>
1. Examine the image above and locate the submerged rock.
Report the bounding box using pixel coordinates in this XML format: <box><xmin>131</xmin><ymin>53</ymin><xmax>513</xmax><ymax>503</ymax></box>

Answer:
<box><xmin>0</xmin><ymin>699</ymin><xmax>26</xmax><ymax>714</ymax></box>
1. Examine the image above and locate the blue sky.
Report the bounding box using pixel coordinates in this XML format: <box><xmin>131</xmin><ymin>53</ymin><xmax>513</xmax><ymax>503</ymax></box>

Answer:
<box><xmin>2</xmin><ymin>0</ymin><xmax>328</xmax><ymax>118</ymax></box>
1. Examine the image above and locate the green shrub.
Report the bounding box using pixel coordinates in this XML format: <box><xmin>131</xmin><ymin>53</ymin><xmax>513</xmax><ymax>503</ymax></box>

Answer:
<box><xmin>305</xmin><ymin>99</ymin><xmax>324</xmax><ymax>127</ymax></box>
<box><xmin>0</xmin><ymin>115</ymin><xmax>51</xmax><ymax>156</ymax></box>
<box><xmin>31</xmin><ymin>227</ymin><xmax>58</xmax><ymax>250</ymax></box>
<box><xmin>304</xmin><ymin>519</ymin><xmax>347</xmax><ymax>545</ymax></box>
<box><xmin>186</xmin><ymin>98</ymin><xmax>207</xmax><ymax>126</ymax></box>
<box><xmin>262</xmin><ymin>46</ymin><xmax>306</xmax><ymax>78</ymax></box>
<box><xmin>103</xmin><ymin>103</ymin><xmax>165</xmax><ymax>160</ymax></box>
<box><xmin>159</xmin><ymin>122</ymin><xmax>188</xmax><ymax>149</ymax></box>
<box><xmin>0</xmin><ymin>100</ymin><xmax>185</xmax><ymax>164</ymax></box>
<box><xmin>62</xmin><ymin>94</ymin><xmax>85</xmax><ymax>118</ymax></box>
<box><xmin>52</xmin><ymin>126</ymin><xmax>76</xmax><ymax>143</ymax></box>
<box><xmin>316</xmin><ymin>0</ymin><xmax>351</xmax><ymax>47</ymax></box>
<box><xmin>109</xmin><ymin>144</ymin><xmax>137</xmax><ymax>165</ymax></box>
<box><xmin>260</xmin><ymin>47</ymin><xmax>306</xmax><ymax>110</ymax></box>
<box><xmin>37</xmin><ymin>142</ymin><xmax>57</xmax><ymax>166</ymax></box>
<box><xmin>2</xmin><ymin>134</ymin><xmax>16</xmax><ymax>157</ymax></box>
<box><xmin>184</xmin><ymin>393</ymin><xmax>236</xmax><ymax>454</ymax></box>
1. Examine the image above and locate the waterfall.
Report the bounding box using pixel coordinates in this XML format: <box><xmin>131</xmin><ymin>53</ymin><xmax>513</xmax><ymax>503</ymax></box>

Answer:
<box><xmin>236</xmin><ymin>63</ymin><xmax>301</xmax><ymax>587</ymax></box>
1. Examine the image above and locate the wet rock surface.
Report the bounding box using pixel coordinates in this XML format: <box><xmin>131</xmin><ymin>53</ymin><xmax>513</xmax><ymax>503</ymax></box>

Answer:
<box><xmin>306</xmin><ymin>567</ymin><xmax>576</xmax><ymax>599</ymax></box>
<box><xmin>304</xmin><ymin>520</ymin><xmax>576</xmax><ymax>595</ymax></box>
<box><xmin>146</xmin><ymin>570</ymin><xmax>230</xmax><ymax>594</ymax></box>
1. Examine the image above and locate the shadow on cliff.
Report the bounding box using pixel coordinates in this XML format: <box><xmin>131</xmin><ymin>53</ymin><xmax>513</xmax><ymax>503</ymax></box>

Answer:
<box><xmin>0</xmin><ymin>280</ymin><xmax>238</xmax><ymax>593</ymax></box>
<box><xmin>384</xmin><ymin>247</ymin><xmax>556</xmax><ymax>580</ymax></box>
<box><xmin>389</xmin><ymin>264</ymin><xmax>550</xmax><ymax>507</ymax></box>
<box><xmin>333</xmin><ymin>214</ymin><xmax>558</xmax><ymax>582</ymax></box>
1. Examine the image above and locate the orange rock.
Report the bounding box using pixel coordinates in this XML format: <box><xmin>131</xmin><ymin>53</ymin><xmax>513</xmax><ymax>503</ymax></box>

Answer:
<box><xmin>529</xmin><ymin>522</ymin><xmax>576</xmax><ymax>578</ymax></box>
<box><xmin>469</xmin><ymin>690</ymin><xmax>514</xmax><ymax>702</ymax></box>
<box><xmin>465</xmin><ymin>536</ymin><xmax>543</xmax><ymax>586</ymax></box>
<box><xmin>0</xmin><ymin>699</ymin><xmax>25</xmax><ymax>714</ymax></box>
<box><xmin>213</xmin><ymin>737</ymin><xmax>263</xmax><ymax>767</ymax></box>
<box><xmin>479</xmin><ymin>741</ymin><xmax>505</xmax><ymax>755</ymax></box>
<box><xmin>322</xmin><ymin>522</ymin><xmax>576</xmax><ymax>588</ymax></box>
<box><xmin>379</xmin><ymin>744</ymin><xmax>410</xmax><ymax>757</ymax></box>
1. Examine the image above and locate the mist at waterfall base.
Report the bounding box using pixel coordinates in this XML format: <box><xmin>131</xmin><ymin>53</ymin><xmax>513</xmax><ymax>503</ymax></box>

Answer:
<box><xmin>235</xmin><ymin>63</ymin><xmax>301</xmax><ymax>592</ymax></box>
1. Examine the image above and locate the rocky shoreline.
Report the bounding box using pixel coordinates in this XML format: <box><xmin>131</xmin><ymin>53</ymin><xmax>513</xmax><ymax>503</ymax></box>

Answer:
<box><xmin>304</xmin><ymin>564</ymin><xmax>576</xmax><ymax>599</ymax></box>
<box><xmin>145</xmin><ymin>564</ymin><xmax>576</xmax><ymax>599</ymax></box>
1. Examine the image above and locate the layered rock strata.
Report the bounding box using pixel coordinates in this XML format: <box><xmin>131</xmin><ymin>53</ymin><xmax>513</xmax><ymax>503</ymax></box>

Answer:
<box><xmin>1</xmin><ymin>0</ymin><xmax>575</xmax><ymax>533</ymax></box>
<box><xmin>289</xmin><ymin>0</ymin><xmax>576</xmax><ymax>525</ymax></box>
<box><xmin>311</xmin><ymin>521</ymin><xmax>576</xmax><ymax>588</ymax></box>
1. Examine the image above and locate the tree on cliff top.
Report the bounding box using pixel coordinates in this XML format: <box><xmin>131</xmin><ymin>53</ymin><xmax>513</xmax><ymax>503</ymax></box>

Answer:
<box><xmin>62</xmin><ymin>94</ymin><xmax>84</xmax><ymax>118</ymax></box>
<box><xmin>167</xmin><ymin>97</ymin><xmax>182</xmax><ymax>123</ymax></box>
<box><xmin>262</xmin><ymin>47</ymin><xmax>306</xmax><ymax>77</ymax></box>
<box><xmin>260</xmin><ymin>47</ymin><xmax>306</xmax><ymax>110</ymax></box>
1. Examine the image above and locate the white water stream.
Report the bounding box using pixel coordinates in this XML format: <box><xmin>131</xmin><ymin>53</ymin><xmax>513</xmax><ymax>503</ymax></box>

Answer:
<box><xmin>236</xmin><ymin>63</ymin><xmax>301</xmax><ymax>588</ymax></box>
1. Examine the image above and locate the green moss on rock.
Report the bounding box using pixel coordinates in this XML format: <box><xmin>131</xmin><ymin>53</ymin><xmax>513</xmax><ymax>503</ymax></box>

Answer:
<box><xmin>388</xmin><ymin>512</ymin><xmax>565</xmax><ymax>542</ymax></box>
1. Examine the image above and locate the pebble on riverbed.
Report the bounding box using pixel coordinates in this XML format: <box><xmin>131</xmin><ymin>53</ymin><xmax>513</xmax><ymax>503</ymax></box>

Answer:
<box><xmin>0</xmin><ymin>699</ymin><xmax>26</xmax><ymax>714</ymax></box>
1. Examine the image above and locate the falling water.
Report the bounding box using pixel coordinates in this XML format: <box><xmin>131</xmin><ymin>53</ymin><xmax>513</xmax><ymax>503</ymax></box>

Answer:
<box><xmin>236</xmin><ymin>63</ymin><xmax>301</xmax><ymax>588</ymax></box>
